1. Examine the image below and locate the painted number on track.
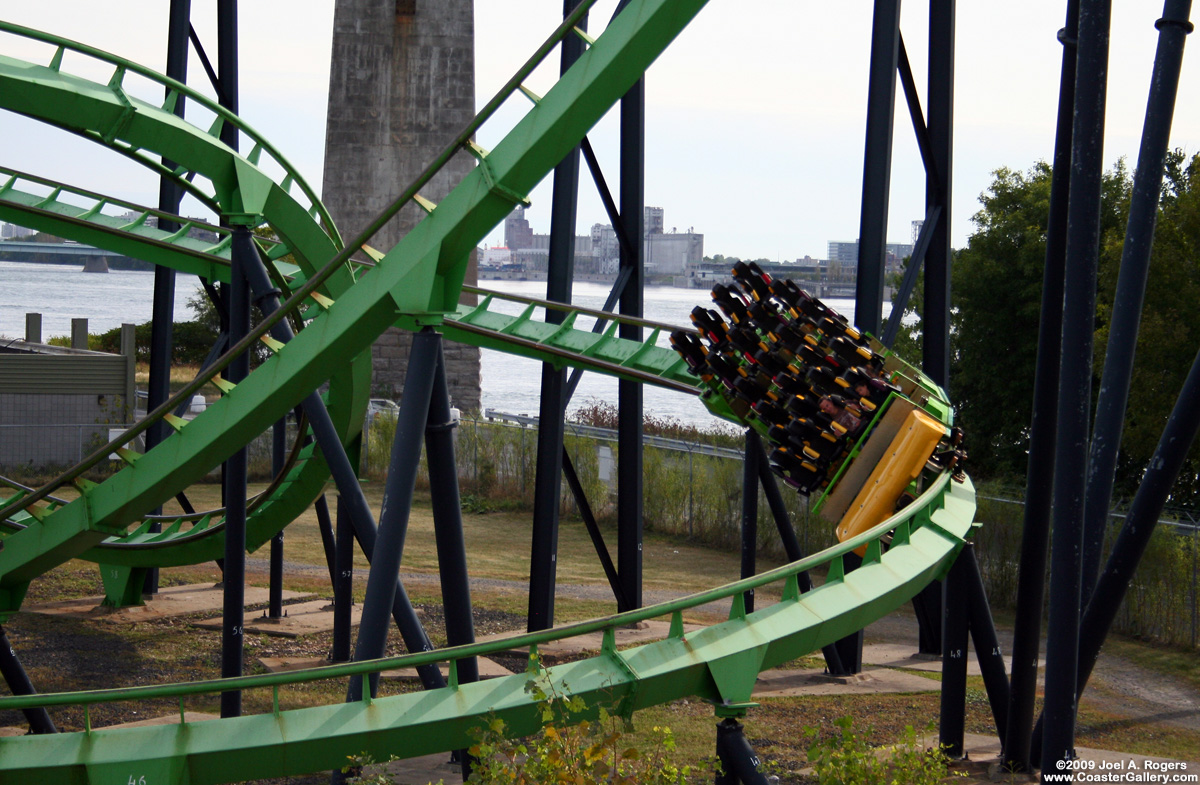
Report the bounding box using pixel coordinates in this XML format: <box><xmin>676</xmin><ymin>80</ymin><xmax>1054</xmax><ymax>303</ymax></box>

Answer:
<box><xmin>128</xmin><ymin>776</ymin><xmax>147</xmax><ymax>785</ymax></box>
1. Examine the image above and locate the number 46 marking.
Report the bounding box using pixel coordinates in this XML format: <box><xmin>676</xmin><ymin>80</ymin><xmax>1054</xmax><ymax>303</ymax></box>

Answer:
<box><xmin>128</xmin><ymin>776</ymin><xmax>147</xmax><ymax>785</ymax></box>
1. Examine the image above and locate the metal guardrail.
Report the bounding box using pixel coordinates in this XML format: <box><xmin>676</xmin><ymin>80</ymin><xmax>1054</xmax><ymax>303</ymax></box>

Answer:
<box><xmin>483</xmin><ymin>408</ymin><xmax>745</xmax><ymax>460</ymax></box>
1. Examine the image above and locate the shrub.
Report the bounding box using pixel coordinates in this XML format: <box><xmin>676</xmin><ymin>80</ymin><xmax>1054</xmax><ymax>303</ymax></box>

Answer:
<box><xmin>804</xmin><ymin>715</ymin><xmax>953</xmax><ymax>785</ymax></box>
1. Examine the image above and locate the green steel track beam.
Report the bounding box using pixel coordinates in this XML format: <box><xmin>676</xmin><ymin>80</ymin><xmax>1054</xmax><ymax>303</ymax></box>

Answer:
<box><xmin>0</xmin><ymin>474</ymin><xmax>975</xmax><ymax>785</ymax></box>
<box><xmin>0</xmin><ymin>0</ymin><xmax>708</xmax><ymax>599</ymax></box>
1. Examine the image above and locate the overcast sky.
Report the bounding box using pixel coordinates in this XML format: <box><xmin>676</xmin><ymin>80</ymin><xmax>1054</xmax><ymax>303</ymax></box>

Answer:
<box><xmin>2</xmin><ymin>2</ymin><xmax>1198</xmax><ymax>261</ymax></box>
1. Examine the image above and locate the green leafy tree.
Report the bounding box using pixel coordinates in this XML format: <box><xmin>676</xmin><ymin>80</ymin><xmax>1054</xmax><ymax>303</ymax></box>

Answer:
<box><xmin>895</xmin><ymin>153</ymin><xmax>1200</xmax><ymax>499</ymax></box>
<box><xmin>890</xmin><ymin>160</ymin><xmax>1129</xmax><ymax>481</ymax></box>
<box><xmin>1095</xmin><ymin>151</ymin><xmax>1200</xmax><ymax>502</ymax></box>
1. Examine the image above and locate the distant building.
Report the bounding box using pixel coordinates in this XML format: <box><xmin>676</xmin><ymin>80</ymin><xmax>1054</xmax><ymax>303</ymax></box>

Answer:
<box><xmin>1</xmin><ymin>222</ymin><xmax>33</xmax><ymax>239</ymax></box>
<box><xmin>479</xmin><ymin>246</ymin><xmax>512</xmax><ymax>267</ymax></box>
<box><xmin>827</xmin><ymin>238</ymin><xmax>914</xmax><ymax>275</ymax></box>
<box><xmin>644</xmin><ymin>205</ymin><xmax>664</xmax><ymax>235</ymax></box>
<box><xmin>644</xmin><ymin>227</ymin><xmax>703</xmax><ymax>276</ymax></box>
<box><xmin>500</xmin><ymin>205</ymin><xmax>701</xmax><ymax>277</ymax></box>
<box><xmin>504</xmin><ymin>206</ymin><xmax>534</xmax><ymax>251</ymax></box>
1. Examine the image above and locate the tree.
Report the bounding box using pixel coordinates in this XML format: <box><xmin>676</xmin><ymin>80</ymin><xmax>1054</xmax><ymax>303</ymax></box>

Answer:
<box><xmin>1095</xmin><ymin>151</ymin><xmax>1200</xmax><ymax>502</ymax></box>
<box><xmin>891</xmin><ymin>160</ymin><xmax>1130</xmax><ymax>482</ymax></box>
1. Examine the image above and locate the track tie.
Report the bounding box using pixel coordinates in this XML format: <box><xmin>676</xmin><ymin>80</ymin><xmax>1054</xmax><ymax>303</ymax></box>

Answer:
<box><xmin>310</xmin><ymin>291</ymin><xmax>335</xmax><ymax>309</ymax></box>
<box><xmin>163</xmin><ymin>413</ymin><xmax>187</xmax><ymax>432</ymax></box>
<box><xmin>668</xmin><ymin>611</ymin><xmax>685</xmax><ymax>639</ymax></box>
<box><xmin>33</xmin><ymin>187</ymin><xmax>63</xmax><ymax>209</ymax></box>
<box><xmin>115</xmin><ymin>447</ymin><xmax>141</xmax><ymax>465</ymax></box>
<box><xmin>464</xmin><ymin>140</ymin><xmax>490</xmax><ymax>161</ymax></box>
<box><xmin>518</xmin><ymin>84</ymin><xmax>543</xmax><ymax>104</ymax></box>
<box><xmin>413</xmin><ymin>194</ymin><xmax>437</xmax><ymax>213</ymax></box>
<box><xmin>162</xmin><ymin>222</ymin><xmax>195</xmax><ymax>244</ymax></box>
<box><xmin>117</xmin><ymin>212</ymin><xmax>150</xmax><ymax>232</ymax></box>
<box><xmin>207</xmin><ymin>115</ymin><xmax>226</xmax><ymax>139</ymax></box>
<box><xmin>571</xmin><ymin>26</ymin><xmax>596</xmax><ymax>45</ymax></box>
<box><xmin>23</xmin><ymin>504</ymin><xmax>47</xmax><ymax>522</ymax></box>
<box><xmin>202</xmin><ymin>235</ymin><xmax>233</xmax><ymax>255</ymax></box>
<box><xmin>360</xmin><ymin>243</ymin><xmax>386</xmax><ymax>263</ymax></box>
<box><xmin>728</xmin><ymin>592</ymin><xmax>747</xmax><ymax>620</ymax></box>
<box><xmin>70</xmin><ymin>478</ymin><xmax>99</xmax><ymax>493</ymax></box>
<box><xmin>260</xmin><ymin>335</ymin><xmax>286</xmax><ymax>353</ymax></box>
<box><xmin>212</xmin><ymin>377</ymin><xmax>236</xmax><ymax>394</ymax></box>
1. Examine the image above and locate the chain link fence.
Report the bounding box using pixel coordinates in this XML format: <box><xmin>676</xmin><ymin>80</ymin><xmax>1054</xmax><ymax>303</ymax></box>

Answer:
<box><xmin>973</xmin><ymin>491</ymin><xmax>1200</xmax><ymax>649</ymax></box>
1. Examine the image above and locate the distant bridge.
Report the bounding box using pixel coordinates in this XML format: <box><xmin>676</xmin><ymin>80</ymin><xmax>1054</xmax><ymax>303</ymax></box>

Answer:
<box><xmin>0</xmin><ymin>239</ymin><xmax>144</xmax><ymax>270</ymax></box>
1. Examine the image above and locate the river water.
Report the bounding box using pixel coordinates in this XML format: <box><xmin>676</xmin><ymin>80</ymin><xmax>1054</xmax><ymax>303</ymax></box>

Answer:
<box><xmin>0</xmin><ymin>260</ymin><xmax>872</xmax><ymax>428</ymax></box>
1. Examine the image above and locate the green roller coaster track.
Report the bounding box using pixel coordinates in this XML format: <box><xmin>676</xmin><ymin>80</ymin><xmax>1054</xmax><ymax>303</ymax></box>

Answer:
<box><xmin>0</xmin><ymin>1</ymin><xmax>978</xmax><ymax>782</ymax></box>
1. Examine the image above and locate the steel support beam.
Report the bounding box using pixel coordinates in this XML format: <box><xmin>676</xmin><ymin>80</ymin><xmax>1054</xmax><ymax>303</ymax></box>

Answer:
<box><xmin>143</xmin><ymin>0</ymin><xmax>193</xmax><ymax>597</ymax></box>
<box><xmin>237</xmin><ymin>229</ymin><xmax>443</xmax><ymax>692</ymax></box>
<box><xmin>854</xmin><ymin>0</ymin><xmax>901</xmax><ymax>336</ymax></box>
<box><xmin>427</xmin><ymin>350</ymin><xmax>479</xmax><ymax>685</ymax></box>
<box><xmin>617</xmin><ymin>60</ymin><xmax>645</xmax><ymax>613</ymax></box>
<box><xmin>268</xmin><ymin>418</ymin><xmax>285</xmax><ymax>618</ymax></box>
<box><xmin>348</xmin><ymin>329</ymin><xmax>440</xmax><ymax>702</ymax></box>
<box><xmin>332</xmin><ymin>495</ymin><xmax>354</xmax><ymax>664</ymax></box>
<box><xmin>714</xmin><ymin>718</ymin><xmax>771</xmax><ymax>785</ymax></box>
<box><xmin>939</xmin><ymin>545</ymin><xmax>970</xmax><ymax>757</ymax></box>
<box><xmin>0</xmin><ymin>626</ymin><xmax>56</xmax><ymax>734</ymax></box>
<box><xmin>528</xmin><ymin>0</ymin><xmax>589</xmax><ymax>632</ymax></box>
<box><xmin>1081</xmin><ymin>0</ymin><xmax>1194</xmax><ymax>603</ymax></box>
<box><xmin>219</xmin><ymin>225</ymin><xmax>252</xmax><ymax>719</ymax></box>
<box><xmin>963</xmin><ymin>545</ymin><xmax>1010</xmax><ymax>744</ymax></box>
<box><xmin>1033</xmin><ymin>342</ymin><xmax>1200</xmax><ymax>762</ymax></box>
<box><xmin>910</xmin><ymin>0</ymin><xmax>957</xmax><ymax>661</ymax></box>
<box><xmin>751</xmin><ymin>440</ymin><xmax>845</xmax><ymax>674</ymax></box>
<box><xmin>923</xmin><ymin>0</ymin><xmax>954</xmax><ymax>388</ymax></box>
<box><xmin>1002</xmin><ymin>1</ymin><xmax>1079</xmax><ymax>772</ymax></box>
<box><xmin>1042</xmin><ymin>0</ymin><xmax>1112</xmax><ymax>772</ymax></box>
<box><xmin>216</xmin><ymin>0</ymin><xmax>238</xmax><ymax>152</ymax></box>
<box><xmin>739</xmin><ymin>432</ymin><xmax>759</xmax><ymax>614</ymax></box>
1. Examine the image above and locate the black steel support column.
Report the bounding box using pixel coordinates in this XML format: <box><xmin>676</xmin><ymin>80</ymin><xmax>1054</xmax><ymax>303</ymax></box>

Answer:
<box><xmin>0</xmin><ymin>626</ymin><xmax>56</xmax><ymax>734</ymax></box>
<box><xmin>528</xmin><ymin>0</ymin><xmax>588</xmax><ymax>633</ymax></box>
<box><xmin>832</xmin><ymin>551</ymin><xmax>865</xmax><ymax>673</ymax></box>
<box><xmin>924</xmin><ymin>0</ymin><xmax>954</xmax><ymax>387</ymax></box>
<box><xmin>238</xmin><ymin>238</ymin><xmax>442</xmax><ymax>692</ymax></box>
<box><xmin>1042</xmin><ymin>0</ymin><xmax>1112</xmax><ymax>773</ymax></box>
<box><xmin>562</xmin><ymin>453</ymin><xmax>627</xmax><ymax>608</ymax></box>
<box><xmin>268</xmin><ymin>418</ymin><xmax>285</xmax><ymax>618</ymax></box>
<box><xmin>143</xmin><ymin>0</ymin><xmax>193</xmax><ymax>597</ymax></box>
<box><xmin>939</xmin><ymin>548</ymin><xmax>970</xmax><ymax>757</ymax></box>
<box><xmin>962</xmin><ymin>545</ymin><xmax>1011</xmax><ymax>743</ymax></box>
<box><xmin>1081</xmin><ymin>0</ymin><xmax>1193</xmax><ymax>602</ymax></box>
<box><xmin>911</xmin><ymin>0</ymin><xmax>956</xmax><ymax>661</ymax></box>
<box><xmin>216</xmin><ymin>0</ymin><xmax>238</xmax><ymax>151</ymax></box>
<box><xmin>219</xmin><ymin>225</ymin><xmax>252</xmax><ymax>719</ymax></box>
<box><xmin>854</xmin><ymin>0</ymin><xmax>901</xmax><ymax>336</ymax></box>
<box><xmin>1002</xmin><ymin>1</ymin><xmax>1079</xmax><ymax>772</ymax></box>
<box><xmin>314</xmin><ymin>493</ymin><xmax>339</xmax><ymax>589</ymax></box>
<box><xmin>739</xmin><ymin>432</ymin><xmax>759</xmax><ymax>614</ymax></box>
<box><xmin>348</xmin><ymin>329</ymin><xmax>440</xmax><ymax>703</ymax></box>
<box><xmin>714</xmin><ymin>719</ymin><xmax>770</xmax><ymax>785</ymax></box>
<box><xmin>617</xmin><ymin>66</ymin><xmax>645</xmax><ymax>613</ymax></box>
<box><xmin>426</xmin><ymin>348</ymin><xmax>479</xmax><ymax>685</ymax></box>
<box><xmin>332</xmin><ymin>495</ymin><xmax>353</xmax><ymax>664</ymax></box>
<box><xmin>1032</xmin><ymin>343</ymin><xmax>1200</xmax><ymax>762</ymax></box>
<box><xmin>752</xmin><ymin>440</ymin><xmax>846</xmax><ymax>675</ymax></box>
